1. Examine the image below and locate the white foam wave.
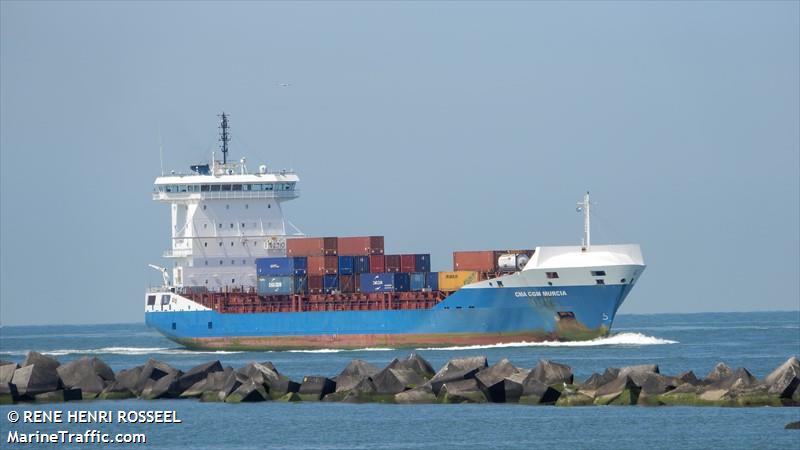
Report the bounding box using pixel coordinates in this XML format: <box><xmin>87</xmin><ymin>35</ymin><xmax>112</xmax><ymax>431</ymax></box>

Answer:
<box><xmin>417</xmin><ymin>332</ymin><xmax>678</xmax><ymax>351</ymax></box>
<box><xmin>3</xmin><ymin>347</ymin><xmax>243</xmax><ymax>356</ymax></box>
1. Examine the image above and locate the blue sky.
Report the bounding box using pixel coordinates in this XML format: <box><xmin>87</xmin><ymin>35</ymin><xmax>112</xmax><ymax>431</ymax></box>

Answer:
<box><xmin>1</xmin><ymin>1</ymin><xmax>798</xmax><ymax>325</ymax></box>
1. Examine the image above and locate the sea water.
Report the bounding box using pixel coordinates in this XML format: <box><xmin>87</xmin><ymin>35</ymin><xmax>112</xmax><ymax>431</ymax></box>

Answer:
<box><xmin>1</xmin><ymin>311</ymin><xmax>799</xmax><ymax>449</ymax></box>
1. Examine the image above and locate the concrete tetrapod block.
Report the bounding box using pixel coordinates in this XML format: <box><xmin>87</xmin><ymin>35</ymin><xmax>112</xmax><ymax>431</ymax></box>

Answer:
<box><xmin>593</xmin><ymin>375</ymin><xmax>641</xmax><ymax>405</ymax></box>
<box><xmin>394</xmin><ymin>384</ymin><xmax>437</xmax><ymax>404</ymax></box>
<box><xmin>518</xmin><ymin>373</ymin><xmax>561</xmax><ymax>405</ymax></box>
<box><xmin>707</xmin><ymin>367</ymin><xmax>758</xmax><ymax>391</ymax></box>
<box><xmin>704</xmin><ymin>362</ymin><xmax>733</xmax><ymax>383</ymax></box>
<box><xmin>99</xmin><ymin>366</ymin><xmax>142</xmax><ymax>400</ymax></box>
<box><xmin>372</xmin><ymin>367</ymin><xmax>426</xmax><ymax>395</ymax></box>
<box><xmin>764</xmin><ymin>357</ymin><xmax>800</xmax><ymax>399</ymax></box>
<box><xmin>140</xmin><ymin>372</ymin><xmax>184</xmax><ymax>400</ymax></box>
<box><xmin>22</xmin><ymin>352</ymin><xmax>60</xmax><ymax>372</ymax></box>
<box><xmin>429</xmin><ymin>356</ymin><xmax>487</xmax><ymax>396</ymax></box>
<box><xmin>225</xmin><ymin>380</ymin><xmax>268</xmax><ymax>403</ymax></box>
<box><xmin>1</xmin><ymin>363</ymin><xmax>20</xmax><ymax>384</ymax></box>
<box><xmin>0</xmin><ymin>383</ymin><xmax>19</xmax><ymax>404</ymax></box>
<box><xmin>475</xmin><ymin>359</ymin><xmax>521</xmax><ymax>403</ymax></box>
<box><xmin>57</xmin><ymin>357</ymin><xmax>116</xmax><ymax>399</ymax></box>
<box><xmin>581</xmin><ymin>368</ymin><xmax>620</xmax><ymax>392</ymax></box>
<box><xmin>334</xmin><ymin>359</ymin><xmax>380</xmax><ymax>393</ymax></box>
<box><xmin>618</xmin><ymin>364</ymin><xmax>659</xmax><ymax>378</ymax></box>
<box><xmin>298</xmin><ymin>376</ymin><xmax>336</xmax><ymax>401</ymax></box>
<box><xmin>437</xmin><ymin>379</ymin><xmax>488</xmax><ymax>403</ymax></box>
<box><xmin>134</xmin><ymin>359</ymin><xmax>181</xmax><ymax>394</ymax></box>
<box><xmin>181</xmin><ymin>368</ymin><xmax>232</xmax><ymax>398</ymax></box>
<box><xmin>35</xmin><ymin>388</ymin><xmax>83</xmax><ymax>403</ymax></box>
<box><xmin>387</xmin><ymin>354</ymin><xmax>435</xmax><ymax>379</ymax></box>
<box><xmin>677</xmin><ymin>371</ymin><xmax>701</xmax><ymax>386</ymax></box>
<box><xmin>178</xmin><ymin>361</ymin><xmax>223</xmax><ymax>393</ymax></box>
<box><xmin>11</xmin><ymin>364</ymin><xmax>61</xmax><ymax>398</ymax></box>
<box><xmin>531</xmin><ymin>359</ymin><xmax>574</xmax><ymax>386</ymax></box>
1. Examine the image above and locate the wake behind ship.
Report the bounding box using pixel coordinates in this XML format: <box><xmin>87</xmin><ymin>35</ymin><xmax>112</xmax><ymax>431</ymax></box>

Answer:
<box><xmin>144</xmin><ymin>114</ymin><xmax>645</xmax><ymax>350</ymax></box>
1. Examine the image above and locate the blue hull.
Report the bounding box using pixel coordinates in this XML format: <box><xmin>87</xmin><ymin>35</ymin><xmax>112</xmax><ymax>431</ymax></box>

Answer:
<box><xmin>146</xmin><ymin>283</ymin><xmax>635</xmax><ymax>350</ymax></box>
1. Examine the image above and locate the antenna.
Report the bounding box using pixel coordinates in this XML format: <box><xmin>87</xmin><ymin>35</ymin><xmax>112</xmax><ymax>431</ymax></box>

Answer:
<box><xmin>576</xmin><ymin>191</ymin><xmax>591</xmax><ymax>250</ymax></box>
<box><xmin>219</xmin><ymin>112</ymin><xmax>230</xmax><ymax>164</ymax></box>
<box><xmin>158</xmin><ymin>127</ymin><xmax>165</xmax><ymax>176</ymax></box>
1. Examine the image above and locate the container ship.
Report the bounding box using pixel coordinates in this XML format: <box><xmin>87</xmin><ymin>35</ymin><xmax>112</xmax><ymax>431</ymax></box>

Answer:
<box><xmin>144</xmin><ymin>114</ymin><xmax>646</xmax><ymax>350</ymax></box>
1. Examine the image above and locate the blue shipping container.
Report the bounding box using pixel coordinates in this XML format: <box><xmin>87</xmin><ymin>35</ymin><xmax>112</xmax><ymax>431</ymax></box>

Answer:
<box><xmin>256</xmin><ymin>257</ymin><xmax>308</xmax><ymax>277</ymax></box>
<box><xmin>358</xmin><ymin>273</ymin><xmax>395</xmax><ymax>293</ymax></box>
<box><xmin>394</xmin><ymin>273</ymin><xmax>410</xmax><ymax>292</ymax></box>
<box><xmin>292</xmin><ymin>257</ymin><xmax>308</xmax><ymax>276</ymax></box>
<box><xmin>426</xmin><ymin>272</ymin><xmax>439</xmax><ymax>291</ymax></box>
<box><xmin>354</xmin><ymin>256</ymin><xmax>370</xmax><ymax>274</ymax></box>
<box><xmin>338</xmin><ymin>256</ymin><xmax>354</xmax><ymax>276</ymax></box>
<box><xmin>414</xmin><ymin>254</ymin><xmax>431</xmax><ymax>273</ymax></box>
<box><xmin>410</xmin><ymin>272</ymin><xmax>426</xmax><ymax>291</ymax></box>
<box><xmin>294</xmin><ymin>275</ymin><xmax>308</xmax><ymax>294</ymax></box>
<box><xmin>257</xmin><ymin>276</ymin><xmax>294</xmax><ymax>295</ymax></box>
<box><xmin>323</xmin><ymin>274</ymin><xmax>339</xmax><ymax>293</ymax></box>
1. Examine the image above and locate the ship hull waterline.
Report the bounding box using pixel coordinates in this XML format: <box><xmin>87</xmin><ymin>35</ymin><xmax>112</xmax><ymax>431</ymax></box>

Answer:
<box><xmin>145</xmin><ymin>284</ymin><xmax>631</xmax><ymax>351</ymax></box>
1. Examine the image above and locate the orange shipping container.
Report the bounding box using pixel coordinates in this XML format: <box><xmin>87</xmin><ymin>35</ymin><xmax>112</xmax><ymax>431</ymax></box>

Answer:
<box><xmin>337</xmin><ymin>236</ymin><xmax>384</xmax><ymax>256</ymax></box>
<box><xmin>307</xmin><ymin>255</ymin><xmax>338</xmax><ymax>276</ymax></box>
<box><xmin>287</xmin><ymin>237</ymin><xmax>338</xmax><ymax>257</ymax></box>
<box><xmin>453</xmin><ymin>251</ymin><xmax>497</xmax><ymax>272</ymax></box>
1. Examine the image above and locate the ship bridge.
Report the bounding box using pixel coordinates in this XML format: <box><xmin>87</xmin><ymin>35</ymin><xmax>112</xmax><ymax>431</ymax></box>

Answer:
<box><xmin>152</xmin><ymin>113</ymin><xmax>302</xmax><ymax>290</ymax></box>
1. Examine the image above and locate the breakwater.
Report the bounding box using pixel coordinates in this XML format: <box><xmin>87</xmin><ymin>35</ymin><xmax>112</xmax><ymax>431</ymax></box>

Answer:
<box><xmin>2</xmin><ymin>352</ymin><xmax>799</xmax><ymax>407</ymax></box>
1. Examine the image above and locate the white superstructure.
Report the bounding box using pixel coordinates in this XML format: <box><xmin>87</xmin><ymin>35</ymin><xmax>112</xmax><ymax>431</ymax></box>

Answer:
<box><xmin>151</xmin><ymin>113</ymin><xmax>300</xmax><ymax>290</ymax></box>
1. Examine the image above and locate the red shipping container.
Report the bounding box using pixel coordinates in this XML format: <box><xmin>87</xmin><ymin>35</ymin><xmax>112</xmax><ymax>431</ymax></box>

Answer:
<box><xmin>287</xmin><ymin>237</ymin><xmax>338</xmax><ymax>256</ymax></box>
<box><xmin>385</xmin><ymin>255</ymin><xmax>401</xmax><ymax>273</ymax></box>
<box><xmin>453</xmin><ymin>251</ymin><xmax>497</xmax><ymax>272</ymax></box>
<box><xmin>308</xmin><ymin>275</ymin><xmax>324</xmax><ymax>294</ymax></box>
<box><xmin>400</xmin><ymin>254</ymin><xmax>416</xmax><ymax>273</ymax></box>
<box><xmin>369</xmin><ymin>255</ymin><xmax>385</xmax><ymax>273</ymax></box>
<box><xmin>307</xmin><ymin>255</ymin><xmax>338</xmax><ymax>276</ymax></box>
<box><xmin>337</xmin><ymin>236</ymin><xmax>384</xmax><ymax>256</ymax></box>
<box><xmin>339</xmin><ymin>275</ymin><xmax>355</xmax><ymax>293</ymax></box>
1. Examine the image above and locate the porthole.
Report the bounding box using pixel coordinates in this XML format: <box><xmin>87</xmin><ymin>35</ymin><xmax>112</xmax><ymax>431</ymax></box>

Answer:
<box><xmin>204</xmin><ymin>242</ymin><xmax>208</xmax><ymax>247</ymax></box>
<box><xmin>621</xmin><ymin>278</ymin><xmax>626</xmax><ymax>283</ymax></box>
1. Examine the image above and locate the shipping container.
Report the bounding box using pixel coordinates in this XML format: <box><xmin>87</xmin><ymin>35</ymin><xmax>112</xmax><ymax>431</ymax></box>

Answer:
<box><xmin>339</xmin><ymin>274</ymin><xmax>355</xmax><ymax>293</ymax></box>
<box><xmin>287</xmin><ymin>237</ymin><xmax>338</xmax><ymax>257</ymax></box>
<box><xmin>369</xmin><ymin>255</ymin><xmax>385</xmax><ymax>273</ymax></box>
<box><xmin>410</xmin><ymin>272</ymin><xmax>426</xmax><ymax>292</ymax></box>
<box><xmin>414</xmin><ymin>254</ymin><xmax>431</xmax><ymax>273</ymax></box>
<box><xmin>385</xmin><ymin>255</ymin><xmax>401</xmax><ymax>273</ymax></box>
<box><xmin>257</xmin><ymin>276</ymin><xmax>294</xmax><ymax>295</ymax></box>
<box><xmin>426</xmin><ymin>272</ymin><xmax>439</xmax><ymax>291</ymax></box>
<box><xmin>453</xmin><ymin>251</ymin><xmax>497</xmax><ymax>272</ymax></box>
<box><xmin>438</xmin><ymin>271</ymin><xmax>479</xmax><ymax>291</ymax></box>
<box><xmin>394</xmin><ymin>273</ymin><xmax>410</xmax><ymax>292</ymax></box>
<box><xmin>324</xmin><ymin>274</ymin><xmax>339</xmax><ymax>293</ymax></box>
<box><xmin>337</xmin><ymin>236</ymin><xmax>384</xmax><ymax>255</ymax></box>
<box><xmin>307</xmin><ymin>255</ymin><xmax>338</xmax><ymax>276</ymax></box>
<box><xmin>294</xmin><ymin>275</ymin><xmax>308</xmax><ymax>294</ymax></box>
<box><xmin>308</xmin><ymin>275</ymin><xmax>324</xmax><ymax>294</ymax></box>
<box><xmin>400</xmin><ymin>254</ymin><xmax>416</xmax><ymax>273</ymax></box>
<box><xmin>255</xmin><ymin>257</ymin><xmax>307</xmax><ymax>277</ymax></box>
<box><xmin>354</xmin><ymin>256</ymin><xmax>370</xmax><ymax>274</ymax></box>
<box><xmin>358</xmin><ymin>273</ymin><xmax>395</xmax><ymax>293</ymax></box>
<box><xmin>337</xmin><ymin>256</ymin><xmax>354</xmax><ymax>275</ymax></box>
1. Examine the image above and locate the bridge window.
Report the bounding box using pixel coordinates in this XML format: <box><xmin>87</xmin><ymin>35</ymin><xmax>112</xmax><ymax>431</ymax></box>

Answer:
<box><xmin>201</xmin><ymin>185</ymin><xmax>210</xmax><ymax>192</ymax></box>
<box><xmin>251</xmin><ymin>184</ymin><xmax>261</xmax><ymax>191</ymax></box>
<box><xmin>210</xmin><ymin>185</ymin><xmax>221</xmax><ymax>192</ymax></box>
<box><xmin>147</xmin><ymin>295</ymin><xmax>156</xmax><ymax>306</ymax></box>
<box><xmin>591</xmin><ymin>270</ymin><xmax>606</xmax><ymax>277</ymax></box>
<box><xmin>546</xmin><ymin>272</ymin><xmax>559</xmax><ymax>279</ymax></box>
<box><xmin>264</xmin><ymin>184</ymin><xmax>274</xmax><ymax>191</ymax></box>
<box><xmin>232</xmin><ymin>184</ymin><xmax>242</xmax><ymax>191</ymax></box>
<box><xmin>221</xmin><ymin>184</ymin><xmax>231</xmax><ymax>191</ymax></box>
<box><xmin>596</xmin><ymin>279</ymin><xmax>605</xmax><ymax>285</ymax></box>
